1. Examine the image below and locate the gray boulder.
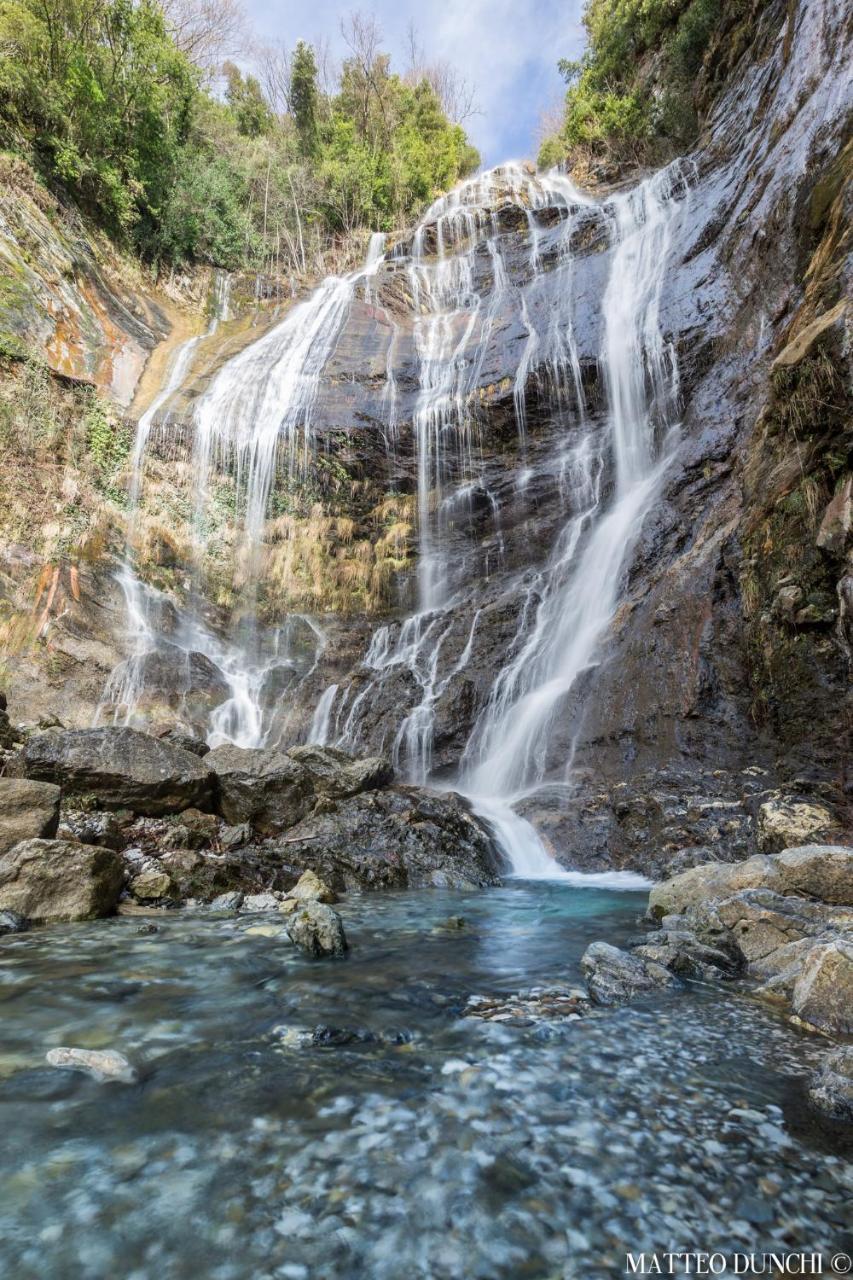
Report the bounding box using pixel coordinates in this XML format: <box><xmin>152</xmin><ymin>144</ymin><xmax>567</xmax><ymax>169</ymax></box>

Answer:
<box><xmin>774</xmin><ymin>844</ymin><xmax>853</xmax><ymax>905</ymax></box>
<box><xmin>286</xmin><ymin>900</ymin><xmax>348</xmax><ymax>957</ymax></box>
<box><xmin>580</xmin><ymin>941</ymin><xmax>677</xmax><ymax>1006</ymax></box>
<box><xmin>648</xmin><ymin>855</ymin><xmax>781</xmax><ymax>919</ymax></box>
<box><xmin>0</xmin><ymin>838</ymin><xmax>123</xmax><ymax>923</ymax></box>
<box><xmin>0</xmin><ymin>778</ymin><xmax>61</xmax><ymax>854</ymax></box>
<box><xmin>11</xmin><ymin>728</ymin><xmax>213</xmax><ymax>816</ymax></box>
<box><xmin>703</xmin><ymin>889</ymin><xmax>845</xmax><ymax>965</ymax></box>
<box><xmin>288</xmin><ymin>743</ymin><xmax>393</xmax><ymax>798</ymax></box>
<box><xmin>206</xmin><ymin>745</ymin><xmax>310</xmax><ymax>834</ymax></box>
<box><xmin>790</xmin><ymin>940</ymin><xmax>853</xmax><ymax>1036</ymax></box>
<box><xmin>808</xmin><ymin>1046</ymin><xmax>853</xmax><ymax>1122</ymax></box>
<box><xmin>271</xmin><ymin>785</ymin><xmax>504</xmax><ymax>891</ymax></box>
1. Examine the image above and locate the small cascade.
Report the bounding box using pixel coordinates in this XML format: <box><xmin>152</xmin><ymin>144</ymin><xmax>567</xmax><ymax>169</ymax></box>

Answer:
<box><xmin>100</xmin><ymin>247</ymin><xmax>386</xmax><ymax>746</ymax></box>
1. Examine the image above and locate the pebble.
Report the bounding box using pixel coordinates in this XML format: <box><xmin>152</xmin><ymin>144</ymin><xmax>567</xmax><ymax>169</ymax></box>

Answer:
<box><xmin>45</xmin><ymin>1048</ymin><xmax>137</xmax><ymax>1084</ymax></box>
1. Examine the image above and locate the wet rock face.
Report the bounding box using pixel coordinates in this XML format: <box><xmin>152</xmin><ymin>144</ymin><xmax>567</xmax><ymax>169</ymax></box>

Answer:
<box><xmin>269</xmin><ymin>786</ymin><xmax>505</xmax><ymax>892</ymax></box>
<box><xmin>0</xmin><ymin>838</ymin><xmax>123</xmax><ymax>923</ymax></box>
<box><xmin>11</xmin><ymin>728</ymin><xmax>214</xmax><ymax>817</ymax></box>
<box><xmin>0</xmin><ymin>157</ymin><xmax>169</xmax><ymax>403</ymax></box>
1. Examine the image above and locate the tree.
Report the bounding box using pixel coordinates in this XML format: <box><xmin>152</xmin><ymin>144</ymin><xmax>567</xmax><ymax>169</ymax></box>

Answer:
<box><xmin>224</xmin><ymin>61</ymin><xmax>274</xmax><ymax>137</ymax></box>
<box><xmin>159</xmin><ymin>0</ymin><xmax>246</xmax><ymax>72</ymax></box>
<box><xmin>290</xmin><ymin>39</ymin><xmax>319</xmax><ymax>156</ymax></box>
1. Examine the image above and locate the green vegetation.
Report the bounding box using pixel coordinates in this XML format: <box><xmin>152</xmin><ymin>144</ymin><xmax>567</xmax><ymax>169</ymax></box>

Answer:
<box><xmin>0</xmin><ymin>0</ymin><xmax>479</xmax><ymax>272</ymax></box>
<box><xmin>540</xmin><ymin>0</ymin><xmax>739</xmax><ymax>172</ymax></box>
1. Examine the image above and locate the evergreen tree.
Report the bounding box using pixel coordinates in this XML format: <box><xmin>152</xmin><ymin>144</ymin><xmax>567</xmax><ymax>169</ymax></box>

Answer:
<box><xmin>290</xmin><ymin>40</ymin><xmax>319</xmax><ymax>156</ymax></box>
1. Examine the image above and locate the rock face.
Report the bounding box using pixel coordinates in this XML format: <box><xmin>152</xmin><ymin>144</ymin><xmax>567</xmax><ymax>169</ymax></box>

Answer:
<box><xmin>286</xmin><ymin>901</ymin><xmax>348</xmax><ymax>958</ymax></box>
<box><xmin>11</xmin><ymin>727</ymin><xmax>214</xmax><ymax>816</ymax></box>
<box><xmin>0</xmin><ymin>838</ymin><xmax>123</xmax><ymax>922</ymax></box>
<box><xmin>0</xmin><ymin>779</ymin><xmax>61</xmax><ymax>854</ymax></box>
<box><xmin>207</xmin><ymin>743</ymin><xmax>393</xmax><ymax>835</ymax></box>
<box><xmin>207</xmin><ymin>745</ymin><xmax>311</xmax><ymax>833</ymax></box>
<box><xmin>271</xmin><ymin>786</ymin><xmax>505</xmax><ymax>891</ymax></box>
<box><xmin>580</xmin><ymin>942</ymin><xmax>677</xmax><ymax>1006</ymax></box>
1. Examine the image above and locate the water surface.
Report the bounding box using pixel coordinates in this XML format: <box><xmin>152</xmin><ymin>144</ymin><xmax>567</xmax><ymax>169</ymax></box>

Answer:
<box><xmin>1</xmin><ymin>883</ymin><xmax>849</xmax><ymax>1278</ymax></box>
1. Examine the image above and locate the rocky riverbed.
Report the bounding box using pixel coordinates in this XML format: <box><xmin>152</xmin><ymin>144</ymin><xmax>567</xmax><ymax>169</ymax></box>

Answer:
<box><xmin>1</xmin><ymin>881</ymin><xmax>852</xmax><ymax>1280</ymax></box>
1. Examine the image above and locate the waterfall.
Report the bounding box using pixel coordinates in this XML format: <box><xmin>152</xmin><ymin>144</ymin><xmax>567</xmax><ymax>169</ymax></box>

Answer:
<box><xmin>323</xmin><ymin>162</ymin><xmax>688</xmax><ymax>878</ymax></box>
<box><xmin>103</xmin><ymin>160</ymin><xmax>688</xmax><ymax>883</ymax></box>
<box><xmin>462</xmin><ymin>164</ymin><xmax>686</xmax><ymax>876</ymax></box>
<box><xmin>101</xmin><ymin>247</ymin><xmax>383</xmax><ymax>745</ymax></box>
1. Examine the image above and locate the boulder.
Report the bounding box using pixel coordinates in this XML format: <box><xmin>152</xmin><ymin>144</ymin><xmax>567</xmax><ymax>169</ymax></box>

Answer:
<box><xmin>287</xmin><ymin>869</ymin><xmax>337</xmax><ymax>904</ymax></box>
<box><xmin>580</xmin><ymin>941</ymin><xmax>677</xmax><ymax>1006</ymax></box>
<box><xmin>240</xmin><ymin>892</ymin><xmax>281</xmax><ymax>912</ymax></box>
<box><xmin>756</xmin><ymin>797</ymin><xmax>834</xmax><ymax>854</ymax></box>
<box><xmin>11</xmin><ymin>728</ymin><xmax>214</xmax><ymax>816</ymax></box>
<box><xmin>211</xmin><ymin>890</ymin><xmax>244</xmax><ymax>911</ymax></box>
<box><xmin>704</xmin><ymin>889</ymin><xmax>843</xmax><ymax>965</ymax></box>
<box><xmin>648</xmin><ymin>855</ymin><xmax>780</xmax><ymax>919</ymax></box>
<box><xmin>633</xmin><ymin>927</ymin><xmax>741</xmax><ymax>979</ymax></box>
<box><xmin>164</xmin><ymin>808</ymin><xmax>219</xmax><ymax>850</ymax></box>
<box><xmin>129</xmin><ymin>869</ymin><xmax>173</xmax><ymax>901</ymax></box>
<box><xmin>774</xmin><ymin>844</ymin><xmax>853</xmax><ymax>905</ymax></box>
<box><xmin>0</xmin><ymin>838</ymin><xmax>123</xmax><ymax>923</ymax></box>
<box><xmin>286</xmin><ymin>900</ymin><xmax>348</xmax><ymax>957</ymax></box>
<box><xmin>154</xmin><ymin>725</ymin><xmax>211</xmax><ymax>757</ymax></box>
<box><xmin>288</xmin><ymin>744</ymin><xmax>393</xmax><ymax>798</ymax></box>
<box><xmin>0</xmin><ymin>778</ymin><xmax>61</xmax><ymax>854</ymax></box>
<box><xmin>270</xmin><ymin>785</ymin><xmax>504</xmax><ymax>891</ymax></box>
<box><xmin>206</xmin><ymin>745</ymin><xmax>310</xmax><ymax>834</ymax></box>
<box><xmin>808</xmin><ymin>1046</ymin><xmax>853</xmax><ymax>1122</ymax></box>
<box><xmin>791</xmin><ymin>940</ymin><xmax>853</xmax><ymax>1035</ymax></box>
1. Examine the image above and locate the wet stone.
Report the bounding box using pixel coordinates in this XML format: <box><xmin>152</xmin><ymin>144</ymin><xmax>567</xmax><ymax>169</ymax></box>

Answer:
<box><xmin>463</xmin><ymin>987</ymin><xmax>589</xmax><ymax>1024</ymax></box>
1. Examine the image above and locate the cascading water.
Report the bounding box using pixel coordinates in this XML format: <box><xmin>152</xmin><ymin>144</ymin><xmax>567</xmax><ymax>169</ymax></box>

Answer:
<box><xmin>461</xmin><ymin>165</ymin><xmax>687</xmax><ymax>876</ymax></box>
<box><xmin>104</xmin><ymin>161</ymin><xmax>688</xmax><ymax>882</ymax></box>
<box><xmin>318</xmin><ymin>161</ymin><xmax>689</xmax><ymax>880</ymax></box>
<box><xmin>100</xmin><ymin>245</ymin><xmax>387</xmax><ymax>747</ymax></box>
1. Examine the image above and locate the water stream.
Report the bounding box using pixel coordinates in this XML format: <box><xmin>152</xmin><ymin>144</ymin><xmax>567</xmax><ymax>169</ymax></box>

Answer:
<box><xmin>0</xmin><ymin>886</ymin><xmax>848</xmax><ymax>1279</ymax></box>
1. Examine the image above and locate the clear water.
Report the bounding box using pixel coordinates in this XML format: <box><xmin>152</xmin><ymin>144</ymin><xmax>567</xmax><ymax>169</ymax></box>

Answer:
<box><xmin>1</xmin><ymin>883</ymin><xmax>849</xmax><ymax>1279</ymax></box>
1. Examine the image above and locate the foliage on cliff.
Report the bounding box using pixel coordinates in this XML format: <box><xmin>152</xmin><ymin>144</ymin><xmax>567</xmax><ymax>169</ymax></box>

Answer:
<box><xmin>0</xmin><ymin>0</ymin><xmax>479</xmax><ymax>273</ymax></box>
<box><xmin>539</xmin><ymin>0</ymin><xmax>744</xmax><ymax>173</ymax></box>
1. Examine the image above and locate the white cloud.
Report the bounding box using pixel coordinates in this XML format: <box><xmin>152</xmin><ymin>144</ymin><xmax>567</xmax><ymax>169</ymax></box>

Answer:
<box><xmin>245</xmin><ymin>0</ymin><xmax>586</xmax><ymax>164</ymax></box>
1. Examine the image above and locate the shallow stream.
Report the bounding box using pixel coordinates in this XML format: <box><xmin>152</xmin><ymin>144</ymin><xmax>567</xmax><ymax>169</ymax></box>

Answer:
<box><xmin>1</xmin><ymin>883</ymin><xmax>850</xmax><ymax>1278</ymax></box>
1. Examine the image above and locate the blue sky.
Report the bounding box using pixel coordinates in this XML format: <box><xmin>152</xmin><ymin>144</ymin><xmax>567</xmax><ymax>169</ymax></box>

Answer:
<box><xmin>244</xmin><ymin>0</ymin><xmax>587</xmax><ymax>165</ymax></box>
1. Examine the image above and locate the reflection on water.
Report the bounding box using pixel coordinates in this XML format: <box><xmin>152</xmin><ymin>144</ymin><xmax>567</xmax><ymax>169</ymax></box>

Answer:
<box><xmin>0</xmin><ymin>883</ymin><xmax>849</xmax><ymax>1279</ymax></box>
